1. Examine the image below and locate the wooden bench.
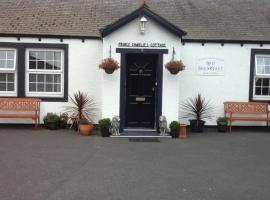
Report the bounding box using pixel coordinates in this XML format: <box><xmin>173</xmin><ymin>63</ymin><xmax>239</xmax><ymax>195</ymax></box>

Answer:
<box><xmin>0</xmin><ymin>98</ymin><xmax>41</xmax><ymax>128</ymax></box>
<box><xmin>224</xmin><ymin>101</ymin><xmax>269</xmax><ymax>132</ymax></box>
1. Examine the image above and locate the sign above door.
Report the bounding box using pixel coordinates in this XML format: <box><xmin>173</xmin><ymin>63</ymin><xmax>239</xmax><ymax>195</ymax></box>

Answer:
<box><xmin>118</xmin><ymin>42</ymin><xmax>166</xmax><ymax>48</ymax></box>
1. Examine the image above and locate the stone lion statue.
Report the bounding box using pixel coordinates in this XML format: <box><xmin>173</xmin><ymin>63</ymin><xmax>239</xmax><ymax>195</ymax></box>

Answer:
<box><xmin>110</xmin><ymin>116</ymin><xmax>120</xmax><ymax>136</ymax></box>
<box><xmin>159</xmin><ymin>115</ymin><xmax>168</xmax><ymax>136</ymax></box>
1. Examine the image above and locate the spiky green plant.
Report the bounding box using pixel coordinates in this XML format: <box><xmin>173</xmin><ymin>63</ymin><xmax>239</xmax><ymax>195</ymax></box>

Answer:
<box><xmin>181</xmin><ymin>94</ymin><xmax>213</xmax><ymax>121</ymax></box>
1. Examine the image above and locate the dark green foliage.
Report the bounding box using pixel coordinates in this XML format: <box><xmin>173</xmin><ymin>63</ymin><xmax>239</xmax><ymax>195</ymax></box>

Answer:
<box><xmin>216</xmin><ymin>117</ymin><xmax>228</xmax><ymax>125</ymax></box>
<box><xmin>43</xmin><ymin>113</ymin><xmax>60</xmax><ymax>123</ymax></box>
<box><xmin>169</xmin><ymin>121</ymin><xmax>180</xmax><ymax>138</ymax></box>
<box><xmin>98</xmin><ymin>118</ymin><xmax>111</xmax><ymax>128</ymax></box>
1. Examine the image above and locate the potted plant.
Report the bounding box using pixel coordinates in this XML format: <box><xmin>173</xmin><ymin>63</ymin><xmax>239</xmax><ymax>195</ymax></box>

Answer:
<box><xmin>181</xmin><ymin>94</ymin><xmax>213</xmax><ymax>133</ymax></box>
<box><xmin>98</xmin><ymin>118</ymin><xmax>111</xmax><ymax>137</ymax></box>
<box><xmin>98</xmin><ymin>58</ymin><xmax>120</xmax><ymax>74</ymax></box>
<box><xmin>43</xmin><ymin>113</ymin><xmax>60</xmax><ymax>130</ymax></box>
<box><xmin>79</xmin><ymin>117</ymin><xmax>94</xmax><ymax>136</ymax></box>
<box><xmin>59</xmin><ymin>113</ymin><xmax>68</xmax><ymax>129</ymax></box>
<box><xmin>165</xmin><ymin>60</ymin><xmax>185</xmax><ymax>74</ymax></box>
<box><xmin>65</xmin><ymin>91</ymin><xmax>96</xmax><ymax>135</ymax></box>
<box><xmin>216</xmin><ymin>117</ymin><xmax>228</xmax><ymax>132</ymax></box>
<box><xmin>169</xmin><ymin>121</ymin><xmax>180</xmax><ymax>138</ymax></box>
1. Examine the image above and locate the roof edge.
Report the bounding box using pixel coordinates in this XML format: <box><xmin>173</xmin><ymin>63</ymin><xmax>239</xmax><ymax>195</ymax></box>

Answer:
<box><xmin>100</xmin><ymin>5</ymin><xmax>187</xmax><ymax>38</ymax></box>
<box><xmin>0</xmin><ymin>33</ymin><xmax>101</xmax><ymax>40</ymax></box>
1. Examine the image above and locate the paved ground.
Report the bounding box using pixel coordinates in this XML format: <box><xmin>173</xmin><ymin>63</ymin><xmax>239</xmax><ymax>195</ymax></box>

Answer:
<box><xmin>0</xmin><ymin>127</ymin><xmax>270</xmax><ymax>200</ymax></box>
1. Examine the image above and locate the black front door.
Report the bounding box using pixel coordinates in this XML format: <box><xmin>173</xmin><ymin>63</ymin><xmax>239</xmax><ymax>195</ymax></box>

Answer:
<box><xmin>125</xmin><ymin>53</ymin><xmax>158</xmax><ymax>128</ymax></box>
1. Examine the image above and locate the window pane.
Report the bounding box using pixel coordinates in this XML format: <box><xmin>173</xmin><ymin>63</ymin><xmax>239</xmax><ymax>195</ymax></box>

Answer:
<box><xmin>37</xmin><ymin>51</ymin><xmax>45</xmax><ymax>60</ymax></box>
<box><xmin>7</xmin><ymin>83</ymin><xmax>14</xmax><ymax>91</ymax></box>
<box><xmin>262</xmin><ymin>87</ymin><xmax>269</xmax><ymax>95</ymax></box>
<box><xmin>45</xmin><ymin>83</ymin><xmax>53</xmax><ymax>92</ymax></box>
<box><xmin>6</xmin><ymin>51</ymin><xmax>14</xmax><ymax>59</ymax></box>
<box><xmin>46</xmin><ymin>74</ymin><xmax>53</xmax><ymax>82</ymax></box>
<box><xmin>7</xmin><ymin>74</ymin><xmax>14</xmax><ymax>82</ymax></box>
<box><xmin>256</xmin><ymin>56</ymin><xmax>264</xmax><ymax>66</ymax></box>
<box><xmin>54</xmin><ymin>74</ymin><xmax>61</xmax><ymax>83</ymax></box>
<box><xmin>37</xmin><ymin>74</ymin><xmax>45</xmax><ymax>82</ymax></box>
<box><xmin>255</xmin><ymin>87</ymin><xmax>262</xmax><ymax>95</ymax></box>
<box><xmin>0</xmin><ymin>60</ymin><xmax>6</xmax><ymax>68</ymax></box>
<box><xmin>6</xmin><ymin>60</ymin><xmax>14</xmax><ymax>68</ymax></box>
<box><xmin>37</xmin><ymin>83</ymin><xmax>44</xmax><ymax>92</ymax></box>
<box><xmin>54</xmin><ymin>52</ymin><xmax>61</xmax><ymax>61</ymax></box>
<box><xmin>45</xmin><ymin>60</ymin><xmax>53</xmax><ymax>70</ymax></box>
<box><xmin>0</xmin><ymin>73</ymin><xmax>6</xmax><ymax>82</ymax></box>
<box><xmin>29</xmin><ymin>74</ymin><xmax>36</xmax><ymax>82</ymax></box>
<box><xmin>46</xmin><ymin>52</ymin><xmax>53</xmax><ymax>60</ymax></box>
<box><xmin>265</xmin><ymin>66</ymin><xmax>270</xmax><ymax>74</ymax></box>
<box><xmin>54</xmin><ymin>84</ymin><xmax>61</xmax><ymax>92</ymax></box>
<box><xmin>265</xmin><ymin>57</ymin><xmax>270</xmax><ymax>66</ymax></box>
<box><xmin>54</xmin><ymin>61</ymin><xmax>61</xmax><ymax>70</ymax></box>
<box><xmin>29</xmin><ymin>51</ymin><xmax>37</xmax><ymax>60</ymax></box>
<box><xmin>256</xmin><ymin>65</ymin><xmax>264</xmax><ymax>74</ymax></box>
<box><xmin>256</xmin><ymin>78</ymin><xmax>262</xmax><ymax>86</ymax></box>
<box><xmin>0</xmin><ymin>83</ymin><xmax>6</xmax><ymax>91</ymax></box>
<box><xmin>0</xmin><ymin>51</ymin><xmax>6</xmax><ymax>59</ymax></box>
<box><xmin>37</xmin><ymin>61</ymin><xmax>45</xmax><ymax>69</ymax></box>
<box><xmin>29</xmin><ymin>83</ymin><xmax>36</xmax><ymax>92</ymax></box>
<box><xmin>29</xmin><ymin>61</ymin><xmax>36</xmax><ymax>69</ymax></box>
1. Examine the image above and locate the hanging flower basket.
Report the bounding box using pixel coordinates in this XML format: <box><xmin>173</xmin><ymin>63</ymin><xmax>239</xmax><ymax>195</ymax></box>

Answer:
<box><xmin>165</xmin><ymin>60</ymin><xmax>185</xmax><ymax>75</ymax></box>
<box><xmin>98</xmin><ymin>58</ymin><xmax>120</xmax><ymax>74</ymax></box>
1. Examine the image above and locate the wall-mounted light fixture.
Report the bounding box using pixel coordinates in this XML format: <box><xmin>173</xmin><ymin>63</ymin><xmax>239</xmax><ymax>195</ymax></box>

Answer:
<box><xmin>139</xmin><ymin>16</ymin><xmax>147</xmax><ymax>34</ymax></box>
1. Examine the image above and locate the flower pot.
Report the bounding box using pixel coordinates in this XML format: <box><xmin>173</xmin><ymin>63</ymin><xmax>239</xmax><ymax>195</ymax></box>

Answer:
<box><xmin>179</xmin><ymin>124</ymin><xmax>187</xmax><ymax>138</ymax></box>
<box><xmin>79</xmin><ymin>123</ymin><xmax>94</xmax><ymax>136</ymax></box>
<box><xmin>105</xmin><ymin>68</ymin><xmax>115</xmax><ymax>74</ymax></box>
<box><xmin>168</xmin><ymin>68</ymin><xmax>179</xmax><ymax>75</ymax></box>
<box><xmin>59</xmin><ymin>120</ymin><xmax>67</xmax><ymax>129</ymax></box>
<box><xmin>170</xmin><ymin>130</ymin><xmax>179</xmax><ymax>138</ymax></box>
<box><xmin>217</xmin><ymin>124</ymin><xmax>227</xmax><ymax>132</ymax></box>
<box><xmin>100</xmin><ymin>127</ymin><xmax>110</xmax><ymax>137</ymax></box>
<box><xmin>189</xmin><ymin>120</ymin><xmax>205</xmax><ymax>133</ymax></box>
<box><xmin>46</xmin><ymin>121</ymin><xmax>59</xmax><ymax>130</ymax></box>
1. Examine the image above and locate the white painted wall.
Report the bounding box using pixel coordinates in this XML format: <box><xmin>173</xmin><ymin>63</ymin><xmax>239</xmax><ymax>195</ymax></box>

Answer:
<box><xmin>102</xmin><ymin>17</ymin><xmax>181</xmax><ymax>124</ymax></box>
<box><xmin>0</xmin><ymin>37</ymin><xmax>103</xmax><ymax>124</ymax></box>
<box><xmin>180</xmin><ymin>43</ymin><xmax>270</xmax><ymax>125</ymax></box>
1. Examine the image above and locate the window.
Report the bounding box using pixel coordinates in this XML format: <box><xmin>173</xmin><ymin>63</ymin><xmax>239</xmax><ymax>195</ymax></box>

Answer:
<box><xmin>26</xmin><ymin>49</ymin><xmax>64</xmax><ymax>97</ymax></box>
<box><xmin>0</xmin><ymin>49</ymin><xmax>16</xmax><ymax>96</ymax></box>
<box><xmin>253</xmin><ymin>54</ymin><xmax>270</xmax><ymax>100</ymax></box>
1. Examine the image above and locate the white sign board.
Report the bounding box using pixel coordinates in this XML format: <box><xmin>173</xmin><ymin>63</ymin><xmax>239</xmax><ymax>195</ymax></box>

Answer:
<box><xmin>197</xmin><ymin>58</ymin><xmax>225</xmax><ymax>76</ymax></box>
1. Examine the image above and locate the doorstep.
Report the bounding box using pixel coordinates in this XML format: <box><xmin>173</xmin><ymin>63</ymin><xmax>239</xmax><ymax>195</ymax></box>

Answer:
<box><xmin>110</xmin><ymin>128</ymin><xmax>172</xmax><ymax>138</ymax></box>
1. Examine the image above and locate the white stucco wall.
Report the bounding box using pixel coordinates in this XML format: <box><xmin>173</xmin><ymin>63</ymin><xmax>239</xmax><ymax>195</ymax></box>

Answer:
<box><xmin>102</xmin><ymin>17</ymin><xmax>182</xmax><ymax>124</ymax></box>
<box><xmin>180</xmin><ymin>43</ymin><xmax>270</xmax><ymax>125</ymax></box>
<box><xmin>0</xmin><ymin>37</ymin><xmax>103</xmax><ymax>124</ymax></box>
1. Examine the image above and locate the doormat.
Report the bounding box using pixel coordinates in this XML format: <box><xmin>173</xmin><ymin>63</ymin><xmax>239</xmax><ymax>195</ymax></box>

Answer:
<box><xmin>128</xmin><ymin>138</ymin><xmax>160</xmax><ymax>142</ymax></box>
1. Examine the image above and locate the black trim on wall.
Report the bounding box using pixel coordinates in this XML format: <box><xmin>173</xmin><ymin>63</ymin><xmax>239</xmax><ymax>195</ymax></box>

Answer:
<box><xmin>182</xmin><ymin>39</ymin><xmax>270</xmax><ymax>45</ymax></box>
<box><xmin>0</xmin><ymin>33</ymin><xmax>101</xmax><ymax>40</ymax></box>
<box><xmin>0</xmin><ymin>42</ymin><xmax>69</xmax><ymax>102</ymax></box>
<box><xmin>118</xmin><ymin>48</ymin><xmax>168</xmax><ymax>132</ymax></box>
<box><xmin>101</xmin><ymin>6</ymin><xmax>186</xmax><ymax>38</ymax></box>
<box><xmin>249</xmin><ymin>49</ymin><xmax>270</xmax><ymax>102</ymax></box>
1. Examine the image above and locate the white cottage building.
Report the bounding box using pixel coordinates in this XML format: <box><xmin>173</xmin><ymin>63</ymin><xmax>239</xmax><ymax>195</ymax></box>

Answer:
<box><xmin>0</xmin><ymin>0</ymin><xmax>270</xmax><ymax>132</ymax></box>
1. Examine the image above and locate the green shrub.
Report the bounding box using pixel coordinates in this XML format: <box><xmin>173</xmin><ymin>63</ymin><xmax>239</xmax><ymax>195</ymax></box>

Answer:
<box><xmin>169</xmin><ymin>121</ymin><xmax>180</xmax><ymax>132</ymax></box>
<box><xmin>60</xmin><ymin>113</ymin><xmax>68</xmax><ymax>122</ymax></box>
<box><xmin>43</xmin><ymin>113</ymin><xmax>60</xmax><ymax>123</ymax></box>
<box><xmin>216</xmin><ymin>117</ymin><xmax>228</xmax><ymax>125</ymax></box>
<box><xmin>98</xmin><ymin>118</ymin><xmax>111</xmax><ymax>128</ymax></box>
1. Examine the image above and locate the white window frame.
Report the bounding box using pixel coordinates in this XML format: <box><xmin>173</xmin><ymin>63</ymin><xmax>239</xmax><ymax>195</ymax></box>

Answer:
<box><xmin>0</xmin><ymin>48</ymin><xmax>17</xmax><ymax>96</ymax></box>
<box><xmin>253</xmin><ymin>54</ymin><xmax>270</xmax><ymax>100</ymax></box>
<box><xmin>25</xmin><ymin>49</ymin><xmax>64</xmax><ymax>98</ymax></box>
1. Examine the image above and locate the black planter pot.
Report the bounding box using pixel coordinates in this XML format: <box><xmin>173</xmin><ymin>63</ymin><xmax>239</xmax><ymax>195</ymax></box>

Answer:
<box><xmin>59</xmin><ymin>120</ymin><xmax>67</xmax><ymax>129</ymax></box>
<box><xmin>217</xmin><ymin>124</ymin><xmax>227</xmax><ymax>132</ymax></box>
<box><xmin>100</xmin><ymin>127</ymin><xmax>110</xmax><ymax>137</ymax></box>
<box><xmin>170</xmin><ymin>130</ymin><xmax>179</xmax><ymax>138</ymax></box>
<box><xmin>189</xmin><ymin>120</ymin><xmax>205</xmax><ymax>133</ymax></box>
<box><xmin>105</xmin><ymin>68</ymin><xmax>115</xmax><ymax>74</ymax></box>
<box><xmin>169</xmin><ymin>68</ymin><xmax>179</xmax><ymax>75</ymax></box>
<box><xmin>46</xmin><ymin>121</ymin><xmax>59</xmax><ymax>130</ymax></box>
